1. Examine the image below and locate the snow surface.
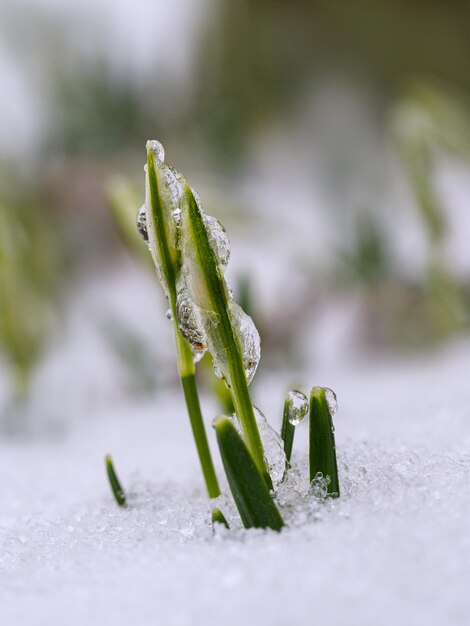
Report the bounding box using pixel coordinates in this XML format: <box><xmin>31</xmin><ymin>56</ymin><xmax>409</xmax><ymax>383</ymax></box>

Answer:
<box><xmin>1</xmin><ymin>303</ymin><xmax>469</xmax><ymax>626</ymax></box>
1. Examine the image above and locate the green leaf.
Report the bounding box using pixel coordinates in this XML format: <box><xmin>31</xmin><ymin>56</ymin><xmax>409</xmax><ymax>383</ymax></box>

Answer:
<box><xmin>213</xmin><ymin>416</ymin><xmax>284</xmax><ymax>531</ymax></box>
<box><xmin>105</xmin><ymin>454</ymin><xmax>126</xmax><ymax>507</ymax></box>
<box><xmin>280</xmin><ymin>395</ymin><xmax>296</xmax><ymax>466</ymax></box>
<box><xmin>211</xmin><ymin>508</ymin><xmax>229</xmax><ymax>529</ymax></box>
<box><xmin>184</xmin><ymin>186</ymin><xmax>267</xmax><ymax>479</ymax></box>
<box><xmin>309</xmin><ymin>387</ymin><xmax>340</xmax><ymax>497</ymax></box>
<box><xmin>146</xmin><ymin>146</ymin><xmax>177</xmax><ymax>299</ymax></box>
<box><xmin>281</xmin><ymin>390</ymin><xmax>309</xmax><ymax>469</ymax></box>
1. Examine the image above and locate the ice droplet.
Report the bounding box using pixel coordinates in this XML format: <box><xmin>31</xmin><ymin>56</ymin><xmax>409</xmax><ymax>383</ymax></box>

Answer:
<box><xmin>176</xmin><ymin>288</ymin><xmax>207</xmax><ymax>352</ymax></box>
<box><xmin>286</xmin><ymin>390</ymin><xmax>309</xmax><ymax>426</ymax></box>
<box><xmin>323</xmin><ymin>387</ymin><xmax>338</xmax><ymax>417</ymax></box>
<box><xmin>147</xmin><ymin>139</ymin><xmax>165</xmax><ymax>162</ymax></box>
<box><xmin>230</xmin><ymin>302</ymin><xmax>260</xmax><ymax>385</ymax></box>
<box><xmin>310</xmin><ymin>472</ymin><xmax>330</xmax><ymax>500</ymax></box>
<box><xmin>165</xmin><ymin>308</ymin><xmax>173</xmax><ymax>320</ymax></box>
<box><xmin>136</xmin><ymin>205</ymin><xmax>148</xmax><ymax>242</ymax></box>
<box><xmin>203</xmin><ymin>214</ymin><xmax>231</xmax><ymax>268</ymax></box>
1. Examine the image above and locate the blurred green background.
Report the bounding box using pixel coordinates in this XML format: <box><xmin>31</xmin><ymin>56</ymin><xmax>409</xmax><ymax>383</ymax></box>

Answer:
<box><xmin>1</xmin><ymin>0</ymin><xmax>470</xmax><ymax>427</ymax></box>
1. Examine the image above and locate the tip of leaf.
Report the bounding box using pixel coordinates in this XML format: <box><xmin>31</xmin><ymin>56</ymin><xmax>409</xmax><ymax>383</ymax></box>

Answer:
<box><xmin>212</xmin><ymin>415</ymin><xmax>229</xmax><ymax>430</ymax></box>
<box><xmin>310</xmin><ymin>386</ymin><xmax>324</xmax><ymax>397</ymax></box>
<box><xmin>211</xmin><ymin>508</ymin><xmax>229</xmax><ymax>529</ymax></box>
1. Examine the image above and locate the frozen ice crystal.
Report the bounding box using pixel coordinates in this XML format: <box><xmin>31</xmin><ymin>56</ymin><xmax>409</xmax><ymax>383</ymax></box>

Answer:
<box><xmin>286</xmin><ymin>390</ymin><xmax>309</xmax><ymax>425</ymax></box>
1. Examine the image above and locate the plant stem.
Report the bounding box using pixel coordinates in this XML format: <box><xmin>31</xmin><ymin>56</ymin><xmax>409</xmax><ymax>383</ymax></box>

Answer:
<box><xmin>173</xmin><ymin>305</ymin><xmax>221</xmax><ymax>498</ymax></box>
<box><xmin>309</xmin><ymin>387</ymin><xmax>340</xmax><ymax>497</ymax></box>
<box><xmin>177</xmin><ymin>337</ymin><xmax>220</xmax><ymax>497</ymax></box>
<box><xmin>280</xmin><ymin>395</ymin><xmax>295</xmax><ymax>465</ymax></box>
<box><xmin>147</xmin><ymin>148</ymin><xmax>220</xmax><ymax>499</ymax></box>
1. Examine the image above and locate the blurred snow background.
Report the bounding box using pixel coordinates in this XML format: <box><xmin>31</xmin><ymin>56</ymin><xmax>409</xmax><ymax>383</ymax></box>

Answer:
<box><xmin>1</xmin><ymin>1</ymin><xmax>470</xmax><ymax>624</ymax></box>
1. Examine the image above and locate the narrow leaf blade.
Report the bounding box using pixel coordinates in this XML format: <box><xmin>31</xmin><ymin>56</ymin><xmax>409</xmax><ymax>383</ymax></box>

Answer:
<box><xmin>105</xmin><ymin>454</ymin><xmax>126</xmax><ymax>507</ymax></box>
<box><xmin>213</xmin><ymin>416</ymin><xmax>284</xmax><ymax>531</ymax></box>
<box><xmin>309</xmin><ymin>387</ymin><xmax>340</xmax><ymax>497</ymax></box>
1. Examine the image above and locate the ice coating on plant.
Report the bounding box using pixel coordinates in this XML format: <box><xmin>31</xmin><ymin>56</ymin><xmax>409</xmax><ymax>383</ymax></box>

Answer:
<box><xmin>203</xmin><ymin>303</ymin><xmax>260</xmax><ymax>385</ymax></box>
<box><xmin>230</xmin><ymin>407</ymin><xmax>286</xmax><ymax>486</ymax></box>
<box><xmin>161</xmin><ymin>164</ymin><xmax>185</xmax><ymax>210</ymax></box>
<box><xmin>202</xmin><ymin>214</ymin><xmax>231</xmax><ymax>268</ymax></box>
<box><xmin>147</xmin><ymin>139</ymin><xmax>165</xmax><ymax>162</ymax></box>
<box><xmin>136</xmin><ymin>205</ymin><xmax>148</xmax><ymax>243</ymax></box>
<box><xmin>253</xmin><ymin>407</ymin><xmax>286</xmax><ymax>486</ymax></box>
<box><xmin>176</xmin><ymin>287</ymin><xmax>207</xmax><ymax>352</ymax></box>
<box><xmin>143</xmin><ymin>140</ymin><xmax>185</xmax><ymax>293</ymax></box>
<box><xmin>229</xmin><ymin>302</ymin><xmax>260</xmax><ymax>384</ymax></box>
<box><xmin>323</xmin><ymin>387</ymin><xmax>338</xmax><ymax>417</ymax></box>
<box><xmin>286</xmin><ymin>390</ymin><xmax>309</xmax><ymax>426</ymax></box>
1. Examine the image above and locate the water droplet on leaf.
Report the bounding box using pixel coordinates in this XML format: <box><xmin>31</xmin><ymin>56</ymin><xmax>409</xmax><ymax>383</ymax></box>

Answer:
<box><xmin>323</xmin><ymin>387</ymin><xmax>338</xmax><ymax>417</ymax></box>
<box><xmin>286</xmin><ymin>390</ymin><xmax>309</xmax><ymax>425</ymax></box>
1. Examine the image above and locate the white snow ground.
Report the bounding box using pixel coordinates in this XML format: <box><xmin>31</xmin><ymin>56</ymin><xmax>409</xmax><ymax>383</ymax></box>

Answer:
<box><xmin>0</xmin><ymin>300</ymin><xmax>469</xmax><ymax>626</ymax></box>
